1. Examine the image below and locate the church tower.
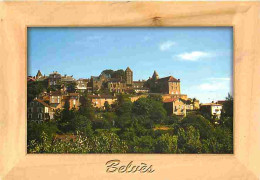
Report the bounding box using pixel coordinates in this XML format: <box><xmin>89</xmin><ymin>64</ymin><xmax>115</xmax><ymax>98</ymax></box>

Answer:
<box><xmin>152</xmin><ymin>70</ymin><xmax>159</xmax><ymax>80</ymax></box>
<box><xmin>36</xmin><ymin>70</ymin><xmax>43</xmax><ymax>79</ymax></box>
<box><xmin>125</xmin><ymin>67</ymin><xmax>133</xmax><ymax>85</ymax></box>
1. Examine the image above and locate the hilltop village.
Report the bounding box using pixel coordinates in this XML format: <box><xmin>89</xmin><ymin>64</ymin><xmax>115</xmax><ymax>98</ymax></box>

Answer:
<box><xmin>27</xmin><ymin>67</ymin><xmax>223</xmax><ymax>123</ymax></box>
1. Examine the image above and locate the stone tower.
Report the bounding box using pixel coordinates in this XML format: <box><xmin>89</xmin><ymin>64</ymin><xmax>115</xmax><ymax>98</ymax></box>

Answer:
<box><xmin>125</xmin><ymin>67</ymin><xmax>133</xmax><ymax>85</ymax></box>
<box><xmin>152</xmin><ymin>70</ymin><xmax>159</xmax><ymax>80</ymax></box>
<box><xmin>36</xmin><ymin>70</ymin><xmax>43</xmax><ymax>79</ymax></box>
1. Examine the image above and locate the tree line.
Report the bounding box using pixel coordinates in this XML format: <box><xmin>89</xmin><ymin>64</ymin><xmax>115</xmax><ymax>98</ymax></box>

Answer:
<box><xmin>27</xmin><ymin>92</ymin><xmax>233</xmax><ymax>154</ymax></box>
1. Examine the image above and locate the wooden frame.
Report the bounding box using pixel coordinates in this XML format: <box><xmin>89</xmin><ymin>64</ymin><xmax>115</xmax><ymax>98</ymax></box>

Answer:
<box><xmin>0</xmin><ymin>1</ymin><xmax>260</xmax><ymax>179</ymax></box>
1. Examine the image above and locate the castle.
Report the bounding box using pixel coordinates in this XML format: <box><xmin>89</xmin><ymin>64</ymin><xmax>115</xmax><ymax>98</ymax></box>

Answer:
<box><xmin>31</xmin><ymin>67</ymin><xmax>184</xmax><ymax>97</ymax></box>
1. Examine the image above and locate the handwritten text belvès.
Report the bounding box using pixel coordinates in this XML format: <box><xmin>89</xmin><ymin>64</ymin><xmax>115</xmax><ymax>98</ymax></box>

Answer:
<box><xmin>105</xmin><ymin>159</ymin><xmax>155</xmax><ymax>173</ymax></box>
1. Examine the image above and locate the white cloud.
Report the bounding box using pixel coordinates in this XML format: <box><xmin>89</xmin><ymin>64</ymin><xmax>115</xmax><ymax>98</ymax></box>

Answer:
<box><xmin>159</xmin><ymin>41</ymin><xmax>176</xmax><ymax>51</ymax></box>
<box><xmin>177</xmin><ymin>51</ymin><xmax>210</xmax><ymax>61</ymax></box>
<box><xmin>198</xmin><ymin>79</ymin><xmax>231</xmax><ymax>91</ymax></box>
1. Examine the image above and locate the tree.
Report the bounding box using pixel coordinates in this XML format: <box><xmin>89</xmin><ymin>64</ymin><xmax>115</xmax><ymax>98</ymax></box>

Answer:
<box><xmin>72</xmin><ymin>115</ymin><xmax>93</xmax><ymax>136</ymax></box>
<box><xmin>104</xmin><ymin>101</ymin><xmax>111</xmax><ymax>112</ymax></box>
<box><xmin>155</xmin><ymin>133</ymin><xmax>178</xmax><ymax>153</ymax></box>
<box><xmin>133</xmin><ymin>136</ymin><xmax>156</xmax><ymax>153</ymax></box>
<box><xmin>66</xmin><ymin>82</ymin><xmax>77</xmax><ymax>93</ymax></box>
<box><xmin>27</xmin><ymin>121</ymin><xmax>58</xmax><ymax>147</ymax></box>
<box><xmin>180</xmin><ymin>114</ymin><xmax>214</xmax><ymax>139</ymax></box>
<box><xmin>79</xmin><ymin>95</ymin><xmax>95</xmax><ymax>121</ymax></box>
<box><xmin>132</xmin><ymin>97</ymin><xmax>166</xmax><ymax>125</ymax></box>
<box><xmin>223</xmin><ymin>93</ymin><xmax>233</xmax><ymax>118</ymax></box>
<box><xmin>148</xmin><ymin>94</ymin><xmax>163</xmax><ymax>102</ymax></box>
<box><xmin>101</xmin><ymin>69</ymin><xmax>114</xmax><ymax>77</ymax></box>
<box><xmin>177</xmin><ymin>126</ymin><xmax>202</xmax><ymax>153</ymax></box>
<box><xmin>27</xmin><ymin>81</ymin><xmax>46</xmax><ymax>103</ymax></box>
<box><xmin>57</xmin><ymin>100</ymin><xmax>76</xmax><ymax>133</ymax></box>
<box><xmin>112</xmin><ymin>69</ymin><xmax>126</xmax><ymax>79</ymax></box>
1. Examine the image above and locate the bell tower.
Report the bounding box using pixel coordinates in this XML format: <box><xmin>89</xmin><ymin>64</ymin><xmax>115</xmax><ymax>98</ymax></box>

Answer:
<box><xmin>125</xmin><ymin>67</ymin><xmax>133</xmax><ymax>85</ymax></box>
<box><xmin>152</xmin><ymin>70</ymin><xmax>159</xmax><ymax>80</ymax></box>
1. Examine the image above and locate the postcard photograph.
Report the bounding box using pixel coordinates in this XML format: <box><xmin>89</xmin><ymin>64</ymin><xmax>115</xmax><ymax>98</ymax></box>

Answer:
<box><xmin>27</xmin><ymin>27</ymin><xmax>233</xmax><ymax>154</ymax></box>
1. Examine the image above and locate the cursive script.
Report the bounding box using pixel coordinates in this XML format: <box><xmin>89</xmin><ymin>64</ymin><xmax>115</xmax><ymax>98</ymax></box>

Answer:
<box><xmin>105</xmin><ymin>159</ymin><xmax>155</xmax><ymax>173</ymax></box>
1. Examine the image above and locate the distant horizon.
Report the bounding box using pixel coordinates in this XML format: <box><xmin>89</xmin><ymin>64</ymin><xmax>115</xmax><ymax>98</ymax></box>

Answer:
<box><xmin>28</xmin><ymin>27</ymin><xmax>233</xmax><ymax>103</ymax></box>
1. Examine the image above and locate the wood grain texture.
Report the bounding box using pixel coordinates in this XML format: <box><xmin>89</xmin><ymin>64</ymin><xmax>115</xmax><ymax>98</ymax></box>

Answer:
<box><xmin>0</xmin><ymin>1</ymin><xmax>260</xmax><ymax>180</ymax></box>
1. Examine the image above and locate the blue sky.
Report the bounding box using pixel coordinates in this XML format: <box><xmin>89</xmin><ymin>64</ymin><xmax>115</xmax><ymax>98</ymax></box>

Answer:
<box><xmin>28</xmin><ymin>27</ymin><xmax>233</xmax><ymax>103</ymax></box>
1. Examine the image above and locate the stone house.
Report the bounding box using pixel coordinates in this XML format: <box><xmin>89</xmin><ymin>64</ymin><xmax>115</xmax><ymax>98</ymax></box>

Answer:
<box><xmin>88</xmin><ymin>94</ymin><xmax>117</xmax><ymax>109</ymax></box>
<box><xmin>200</xmin><ymin>103</ymin><xmax>223</xmax><ymax>119</ymax></box>
<box><xmin>28</xmin><ymin>98</ymin><xmax>53</xmax><ymax>123</ymax></box>
<box><xmin>163</xmin><ymin>98</ymin><xmax>186</xmax><ymax>116</ymax></box>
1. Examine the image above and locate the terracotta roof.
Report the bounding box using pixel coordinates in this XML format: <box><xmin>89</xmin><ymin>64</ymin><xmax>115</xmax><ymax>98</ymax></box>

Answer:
<box><xmin>42</xmin><ymin>95</ymin><xmax>50</xmax><ymax>101</ymax></box>
<box><xmin>27</xmin><ymin>77</ymin><xmax>36</xmax><ymax>82</ymax></box>
<box><xmin>35</xmin><ymin>99</ymin><xmax>52</xmax><ymax>108</ymax></box>
<box><xmin>163</xmin><ymin>98</ymin><xmax>186</xmax><ymax>103</ymax></box>
<box><xmin>158</xmin><ymin>76</ymin><xmax>180</xmax><ymax>82</ymax></box>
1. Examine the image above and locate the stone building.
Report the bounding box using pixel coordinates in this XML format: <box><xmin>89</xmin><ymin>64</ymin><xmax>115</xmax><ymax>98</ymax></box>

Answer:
<box><xmin>200</xmin><ymin>103</ymin><xmax>223</xmax><ymax>119</ymax></box>
<box><xmin>28</xmin><ymin>98</ymin><xmax>53</xmax><ymax>123</ymax></box>
<box><xmin>125</xmin><ymin>67</ymin><xmax>133</xmax><ymax>85</ymax></box>
<box><xmin>61</xmin><ymin>93</ymin><xmax>81</xmax><ymax>110</ymax></box>
<box><xmin>35</xmin><ymin>70</ymin><xmax>43</xmax><ymax>79</ymax></box>
<box><xmin>163</xmin><ymin>98</ymin><xmax>186</xmax><ymax>116</ymax></box>
<box><xmin>157</xmin><ymin>76</ymin><xmax>181</xmax><ymax>95</ymax></box>
<box><xmin>76</xmin><ymin>78</ymin><xmax>91</xmax><ymax>93</ymax></box>
<box><xmin>49</xmin><ymin>91</ymin><xmax>62</xmax><ymax>109</ymax></box>
<box><xmin>107</xmin><ymin>78</ymin><xmax>126</xmax><ymax>93</ymax></box>
<box><xmin>88</xmin><ymin>94</ymin><xmax>117</xmax><ymax>109</ymax></box>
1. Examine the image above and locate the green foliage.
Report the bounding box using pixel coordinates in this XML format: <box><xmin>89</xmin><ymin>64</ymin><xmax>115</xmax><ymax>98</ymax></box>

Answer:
<box><xmin>223</xmin><ymin>93</ymin><xmax>233</xmax><ymax>118</ymax></box>
<box><xmin>155</xmin><ymin>134</ymin><xmax>178</xmax><ymax>153</ymax></box>
<box><xmin>27</xmin><ymin>81</ymin><xmax>47</xmax><ymax>103</ymax></box>
<box><xmin>27</xmin><ymin>121</ymin><xmax>58</xmax><ymax>149</ymax></box>
<box><xmin>132</xmin><ymin>97</ymin><xmax>166</xmax><ymax>125</ymax></box>
<box><xmin>177</xmin><ymin>126</ymin><xmax>202</xmax><ymax>153</ymax></box>
<box><xmin>202</xmin><ymin>127</ymin><xmax>233</xmax><ymax>153</ymax></box>
<box><xmin>101</xmin><ymin>69</ymin><xmax>126</xmax><ymax>79</ymax></box>
<box><xmin>133</xmin><ymin>136</ymin><xmax>156</xmax><ymax>153</ymax></box>
<box><xmin>65</xmin><ymin>81</ymin><xmax>77</xmax><ymax>93</ymax></box>
<box><xmin>28</xmin><ymin>90</ymin><xmax>233</xmax><ymax>154</ymax></box>
<box><xmin>28</xmin><ymin>131</ymin><xmax>128</xmax><ymax>153</ymax></box>
<box><xmin>180</xmin><ymin>114</ymin><xmax>214</xmax><ymax>139</ymax></box>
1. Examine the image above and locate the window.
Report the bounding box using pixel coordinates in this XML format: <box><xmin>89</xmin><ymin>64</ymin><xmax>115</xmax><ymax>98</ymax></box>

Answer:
<box><xmin>28</xmin><ymin>114</ymin><xmax>32</xmax><ymax>119</ymax></box>
<box><xmin>38</xmin><ymin>113</ymin><xmax>42</xmax><ymax>119</ymax></box>
<box><xmin>28</xmin><ymin>107</ymin><xmax>33</xmax><ymax>112</ymax></box>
